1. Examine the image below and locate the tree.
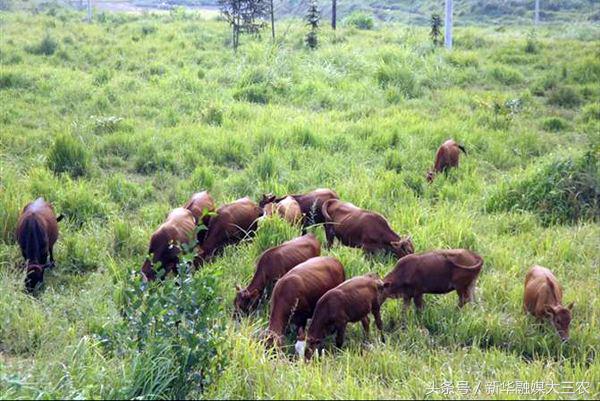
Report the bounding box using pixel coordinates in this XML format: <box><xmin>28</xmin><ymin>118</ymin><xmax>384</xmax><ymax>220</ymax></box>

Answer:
<box><xmin>534</xmin><ymin>0</ymin><xmax>540</xmax><ymax>25</ymax></box>
<box><xmin>305</xmin><ymin>0</ymin><xmax>320</xmax><ymax>50</ymax></box>
<box><xmin>430</xmin><ymin>14</ymin><xmax>442</xmax><ymax>47</ymax></box>
<box><xmin>219</xmin><ymin>0</ymin><xmax>270</xmax><ymax>51</ymax></box>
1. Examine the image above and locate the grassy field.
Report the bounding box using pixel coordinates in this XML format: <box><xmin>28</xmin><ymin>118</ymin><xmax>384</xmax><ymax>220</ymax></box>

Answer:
<box><xmin>1</xmin><ymin>7</ymin><xmax>599</xmax><ymax>400</ymax></box>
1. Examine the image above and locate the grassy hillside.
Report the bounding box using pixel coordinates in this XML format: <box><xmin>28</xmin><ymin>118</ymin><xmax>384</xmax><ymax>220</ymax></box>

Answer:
<box><xmin>1</xmin><ymin>7</ymin><xmax>599</xmax><ymax>399</ymax></box>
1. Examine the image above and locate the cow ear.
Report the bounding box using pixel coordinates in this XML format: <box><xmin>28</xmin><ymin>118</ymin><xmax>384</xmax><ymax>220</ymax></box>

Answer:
<box><xmin>567</xmin><ymin>302</ymin><xmax>574</xmax><ymax>311</ymax></box>
<box><xmin>235</xmin><ymin>284</ymin><xmax>242</xmax><ymax>292</ymax></box>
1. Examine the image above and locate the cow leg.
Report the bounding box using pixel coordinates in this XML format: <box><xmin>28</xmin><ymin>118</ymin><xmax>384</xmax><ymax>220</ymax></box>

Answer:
<box><xmin>457</xmin><ymin>288</ymin><xmax>470</xmax><ymax>307</ymax></box>
<box><xmin>361</xmin><ymin>316</ymin><xmax>370</xmax><ymax>341</ymax></box>
<box><xmin>325</xmin><ymin>225</ymin><xmax>335</xmax><ymax>249</ymax></box>
<box><xmin>373</xmin><ymin>306</ymin><xmax>385</xmax><ymax>343</ymax></box>
<box><xmin>335</xmin><ymin>323</ymin><xmax>346</xmax><ymax>348</ymax></box>
<box><xmin>413</xmin><ymin>293</ymin><xmax>424</xmax><ymax>312</ymax></box>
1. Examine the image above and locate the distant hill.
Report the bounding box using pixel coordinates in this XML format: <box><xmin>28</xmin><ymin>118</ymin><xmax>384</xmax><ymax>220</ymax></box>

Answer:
<box><xmin>130</xmin><ymin>0</ymin><xmax>598</xmax><ymax>24</ymax></box>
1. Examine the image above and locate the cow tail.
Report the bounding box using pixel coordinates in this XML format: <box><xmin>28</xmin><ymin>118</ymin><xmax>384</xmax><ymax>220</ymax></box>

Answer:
<box><xmin>458</xmin><ymin>144</ymin><xmax>467</xmax><ymax>155</ymax></box>
<box><xmin>321</xmin><ymin>199</ymin><xmax>333</xmax><ymax>223</ymax></box>
<box><xmin>19</xmin><ymin>217</ymin><xmax>47</xmax><ymax>265</ymax></box>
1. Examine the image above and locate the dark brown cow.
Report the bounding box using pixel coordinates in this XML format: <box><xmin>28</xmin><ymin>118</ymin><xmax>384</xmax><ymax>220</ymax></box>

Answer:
<box><xmin>524</xmin><ymin>265</ymin><xmax>573</xmax><ymax>341</ymax></box>
<box><xmin>321</xmin><ymin>199</ymin><xmax>414</xmax><ymax>258</ymax></box>
<box><xmin>304</xmin><ymin>273</ymin><xmax>385</xmax><ymax>360</ymax></box>
<box><xmin>183</xmin><ymin>191</ymin><xmax>216</xmax><ymax>243</ymax></box>
<box><xmin>265</xmin><ymin>256</ymin><xmax>345</xmax><ymax>349</ymax></box>
<box><xmin>382</xmin><ymin>249</ymin><xmax>483</xmax><ymax>311</ymax></box>
<box><xmin>141</xmin><ymin>208</ymin><xmax>196</xmax><ymax>281</ymax></box>
<box><xmin>233</xmin><ymin>233</ymin><xmax>321</xmax><ymax>316</ymax></box>
<box><xmin>199</xmin><ymin>197</ymin><xmax>262</xmax><ymax>261</ymax></box>
<box><xmin>16</xmin><ymin>198</ymin><xmax>63</xmax><ymax>291</ymax></box>
<box><xmin>427</xmin><ymin>139</ymin><xmax>466</xmax><ymax>183</ymax></box>
<box><xmin>260</xmin><ymin>188</ymin><xmax>338</xmax><ymax>233</ymax></box>
<box><xmin>263</xmin><ymin>196</ymin><xmax>302</xmax><ymax>226</ymax></box>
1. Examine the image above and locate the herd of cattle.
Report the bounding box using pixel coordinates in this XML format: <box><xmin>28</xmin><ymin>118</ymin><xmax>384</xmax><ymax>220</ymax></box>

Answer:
<box><xmin>14</xmin><ymin>139</ymin><xmax>574</xmax><ymax>359</ymax></box>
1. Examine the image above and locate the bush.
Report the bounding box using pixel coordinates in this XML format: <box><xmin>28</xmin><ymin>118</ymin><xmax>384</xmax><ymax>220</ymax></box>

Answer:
<box><xmin>488</xmin><ymin>65</ymin><xmax>524</xmax><ymax>85</ymax></box>
<box><xmin>547</xmin><ymin>86</ymin><xmax>582</xmax><ymax>108</ymax></box>
<box><xmin>581</xmin><ymin>103</ymin><xmax>600</xmax><ymax>122</ymax></box>
<box><xmin>25</xmin><ymin>33</ymin><xmax>58</xmax><ymax>56</ymax></box>
<box><xmin>571</xmin><ymin>56</ymin><xmax>600</xmax><ymax>84</ymax></box>
<box><xmin>376</xmin><ymin>64</ymin><xmax>420</xmax><ymax>98</ymax></box>
<box><xmin>487</xmin><ymin>151</ymin><xmax>600</xmax><ymax>225</ymax></box>
<box><xmin>118</xmin><ymin>244</ymin><xmax>227</xmax><ymax>398</ymax></box>
<box><xmin>47</xmin><ymin>134</ymin><xmax>90</xmax><ymax>178</ymax></box>
<box><xmin>541</xmin><ymin>117</ymin><xmax>568</xmax><ymax>132</ymax></box>
<box><xmin>344</xmin><ymin>12</ymin><xmax>374</xmax><ymax>30</ymax></box>
<box><xmin>0</xmin><ymin>71</ymin><xmax>34</xmax><ymax>89</ymax></box>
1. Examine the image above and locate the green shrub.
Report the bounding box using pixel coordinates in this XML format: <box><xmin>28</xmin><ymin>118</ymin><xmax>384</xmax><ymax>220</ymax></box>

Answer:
<box><xmin>134</xmin><ymin>143</ymin><xmax>178</xmax><ymax>174</ymax></box>
<box><xmin>203</xmin><ymin>104</ymin><xmax>224</xmax><ymax>126</ymax></box>
<box><xmin>581</xmin><ymin>103</ymin><xmax>600</xmax><ymax>122</ymax></box>
<box><xmin>253</xmin><ymin>148</ymin><xmax>278</xmax><ymax>180</ymax></box>
<box><xmin>571</xmin><ymin>56</ymin><xmax>600</xmax><ymax>84</ymax></box>
<box><xmin>291</xmin><ymin>126</ymin><xmax>321</xmax><ymax>148</ymax></box>
<box><xmin>47</xmin><ymin>134</ymin><xmax>90</xmax><ymax>178</ymax></box>
<box><xmin>25</xmin><ymin>33</ymin><xmax>58</xmax><ymax>56</ymax></box>
<box><xmin>376</xmin><ymin>64</ymin><xmax>420</xmax><ymax>98</ymax></box>
<box><xmin>0</xmin><ymin>71</ymin><xmax>34</xmax><ymax>89</ymax></box>
<box><xmin>488</xmin><ymin>65</ymin><xmax>524</xmax><ymax>85</ymax></box>
<box><xmin>487</xmin><ymin>151</ymin><xmax>600</xmax><ymax>225</ymax></box>
<box><xmin>233</xmin><ymin>84</ymin><xmax>271</xmax><ymax>104</ymax></box>
<box><xmin>547</xmin><ymin>86</ymin><xmax>582</xmax><ymax>108</ymax></box>
<box><xmin>118</xmin><ymin>245</ymin><xmax>227</xmax><ymax>398</ymax></box>
<box><xmin>344</xmin><ymin>12</ymin><xmax>374</xmax><ymax>30</ymax></box>
<box><xmin>541</xmin><ymin>117</ymin><xmax>568</xmax><ymax>132</ymax></box>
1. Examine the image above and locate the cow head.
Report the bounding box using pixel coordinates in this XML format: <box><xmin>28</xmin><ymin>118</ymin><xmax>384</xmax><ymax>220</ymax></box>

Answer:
<box><xmin>391</xmin><ymin>236</ymin><xmax>414</xmax><ymax>258</ymax></box>
<box><xmin>545</xmin><ymin>303</ymin><xmax>573</xmax><ymax>341</ymax></box>
<box><xmin>233</xmin><ymin>285</ymin><xmax>260</xmax><ymax>317</ymax></box>
<box><xmin>25</xmin><ymin>263</ymin><xmax>46</xmax><ymax>292</ymax></box>
<box><xmin>304</xmin><ymin>335</ymin><xmax>324</xmax><ymax>361</ymax></box>
<box><xmin>259</xmin><ymin>193</ymin><xmax>277</xmax><ymax>208</ymax></box>
<box><xmin>426</xmin><ymin>170</ymin><xmax>435</xmax><ymax>183</ymax></box>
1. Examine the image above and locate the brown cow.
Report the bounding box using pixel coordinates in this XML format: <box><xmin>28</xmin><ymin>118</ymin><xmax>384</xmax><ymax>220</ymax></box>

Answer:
<box><xmin>382</xmin><ymin>249</ymin><xmax>483</xmax><ymax>311</ymax></box>
<box><xmin>199</xmin><ymin>197</ymin><xmax>262</xmax><ymax>261</ymax></box>
<box><xmin>259</xmin><ymin>188</ymin><xmax>338</xmax><ymax>233</ymax></box>
<box><xmin>16</xmin><ymin>198</ymin><xmax>63</xmax><ymax>291</ymax></box>
<box><xmin>321</xmin><ymin>199</ymin><xmax>414</xmax><ymax>258</ymax></box>
<box><xmin>426</xmin><ymin>139</ymin><xmax>467</xmax><ymax>183</ymax></box>
<box><xmin>265</xmin><ymin>256</ymin><xmax>345</xmax><ymax>349</ymax></box>
<box><xmin>524</xmin><ymin>265</ymin><xmax>573</xmax><ymax>341</ymax></box>
<box><xmin>233</xmin><ymin>233</ymin><xmax>321</xmax><ymax>316</ymax></box>
<box><xmin>183</xmin><ymin>191</ymin><xmax>216</xmax><ymax>243</ymax></box>
<box><xmin>141</xmin><ymin>208</ymin><xmax>196</xmax><ymax>281</ymax></box>
<box><xmin>304</xmin><ymin>273</ymin><xmax>386</xmax><ymax>360</ymax></box>
<box><xmin>263</xmin><ymin>196</ymin><xmax>302</xmax><ymax>226</ymax></box>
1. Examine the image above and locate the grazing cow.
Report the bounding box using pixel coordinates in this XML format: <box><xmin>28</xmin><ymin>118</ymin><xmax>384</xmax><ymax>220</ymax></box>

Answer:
<box><xmin>321</xmin><ymin>199</ymin><xmax>414</xmax><ymax>258</ymax></box>
<box><xmin>263</xmin><ymin>196</ymin><xmax>302</xmax><ymax>226</ymax></box>
<box><xmin>199</xmin><ymin>197</ymin><xmax>262</xmax><ymax>261</ymax></box>
<box><xmin>141</xmin><ymin>208</ymin><xmax>196</xmax><ymax>281</ymax></box>
<box><xmin>304</xmin><ymin>273</ymin><xmax>386</xmax><ymax>360</ymax></box>
<box><xmin>426</xmin><ymin>139</ymin><xmax>467</xmax><ymax>183</ymax></box>
<box><xmin>16</xmin><ymin>198</ymin><xmax>63</xmax><ymax>291</ymax></box>
<box><xmin>183</xmin><ymin>191</ymin><xmax>215</xmax><ymax>243</ymax></box>
<box><xmin>260</xmin><ymin>188</ymin><xmax>339</xmax><ymax>233</ymax></box>
<box><xmin>233</xmin><ymin>233</ymin><xmax>321</xmax><ymax>316</ymax></box>
<box><xmin>382</xmin><ymin>249</ymin><xmax>483</xmax><ymax>311</ymax></box>
<box><xmin>265</xmin><ymin>256</ymin><xmax>345</xmax><ymax>349</ymax></box>
<box><xmin>524</xmin><ymin>265</ymin><xmax>573</xmax><ymax>341</ymax></box>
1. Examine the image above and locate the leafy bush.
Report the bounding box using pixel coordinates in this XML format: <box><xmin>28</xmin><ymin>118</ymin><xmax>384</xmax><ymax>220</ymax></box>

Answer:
<box><xmin>47</xmin><ymin>134</ymin><xmax>90</xmax><ymax>178</ymax></box>
<box><xmin>541</xmin><ymin>117</ymin><xmax>568</xmax><ymax>132</ymax></box>
<box><xmin>547</xmin><ymin>86</ymin><xmax>582</xmax><ymax>108</ymax></box>
<box><xmin>25</xmin><ymin>33</ymin><xmax>58</xmax><ymax>56</ymax></box>
<box><xmin>488</xmin><ymin>65</ymin><xmax>524</xmax><ymax>85</ymax></box>
<box><xmin>487</xmin><ymin>151</ymin><xmax>600</xmax><ymax>225</ymax></box>
<box><xmin>0</xmin><ymin>71</ymin><xmax>34</xmax><ymax>89</ymax></box>
<box><xmin>344</xmin><ymin>12</ymin><xmax>374</xmax><ymax>30</ymax></box>
<box><xmin>118</xmin><ymin>242</ymin><xmax>227</xmax><ymax>398</ymax></box>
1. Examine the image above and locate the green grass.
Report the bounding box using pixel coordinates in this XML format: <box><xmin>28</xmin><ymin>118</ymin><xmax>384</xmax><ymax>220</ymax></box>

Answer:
<box><xmin>1</xmin><ymin>8</ymin><xmax>599</xmax><ymax>400</ymax></box>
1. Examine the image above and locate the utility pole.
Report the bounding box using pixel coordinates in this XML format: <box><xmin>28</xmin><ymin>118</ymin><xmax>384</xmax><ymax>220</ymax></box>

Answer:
<box><xmin>270</xmin><ymin>0</ymin><xmax>275</xmax><ymax>40</ymax></box>
<box><xmin>444</xmin><ymin>0</ymin><xmax>453</xmax><ymax>49</ymax></box>
<box><xmin>87</xmin><ymin>0</ymin><xmax>92</xmax><ymax>23</ymax></box>
<box><xmin>534</xmin><ymin>0</ymin><xmax>540</xmax><ymax>25</ymax></box>
<box><xmin>332</xmin><ymin>0</ymin><xmax>336</xmax><ymax>30</ymax></box>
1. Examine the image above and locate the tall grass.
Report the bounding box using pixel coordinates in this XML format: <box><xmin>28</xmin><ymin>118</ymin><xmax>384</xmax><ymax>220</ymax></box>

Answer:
<box><xmin>0</xmin><ymin>9</ymin><xmax>599</xmax><ymax>400</ymax></box>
